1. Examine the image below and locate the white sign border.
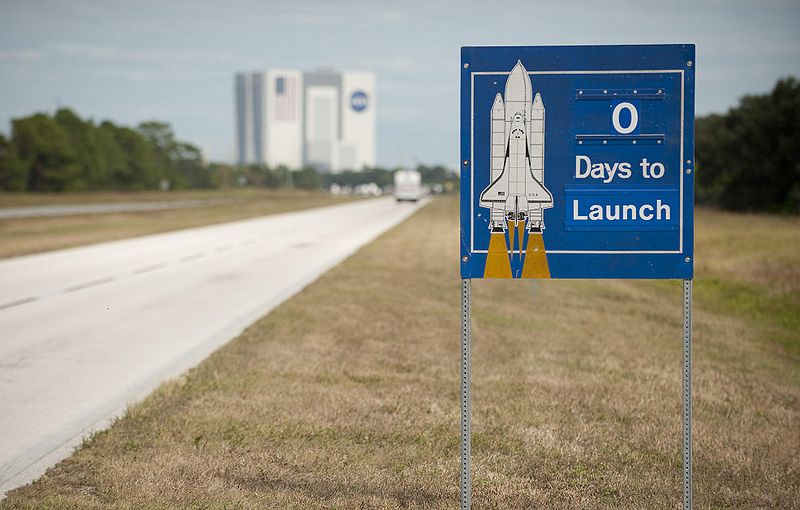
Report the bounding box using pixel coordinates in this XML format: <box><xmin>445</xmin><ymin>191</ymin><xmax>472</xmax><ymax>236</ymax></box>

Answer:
<box><xmin>469</xmin><ymin>69</ymin><xmax>685</xmax><ymax>255</ymax></box>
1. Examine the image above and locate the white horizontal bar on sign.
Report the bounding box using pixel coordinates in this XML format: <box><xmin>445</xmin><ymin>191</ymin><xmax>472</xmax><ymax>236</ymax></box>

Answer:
<box><xmin>575</xmin><ymin>134</ymin><xmax>665</xmax><ymax>146</ymax></box>
<box><xmin>575</xmin><ymin>88</ymin><xmax>666</xmax><ymax>100</ymax></box>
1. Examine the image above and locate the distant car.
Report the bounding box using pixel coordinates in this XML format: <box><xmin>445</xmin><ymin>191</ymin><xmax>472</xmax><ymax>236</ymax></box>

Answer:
<box><xmin>394</xmin><ymin>170</ymin><xmax>423</xmax><ymax>202</ymax></box>
<box><xmin>352</xmin><ymin>182</ymin><xmax>383</xmax><ymax>197</ymax></box>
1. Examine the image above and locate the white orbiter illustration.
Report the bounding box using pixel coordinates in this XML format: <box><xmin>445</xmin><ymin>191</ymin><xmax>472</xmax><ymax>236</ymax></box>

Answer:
<box><xmin>479</xmin><ymin>61</ymin><xmax>553</xmax><ymax>233</ymax></box>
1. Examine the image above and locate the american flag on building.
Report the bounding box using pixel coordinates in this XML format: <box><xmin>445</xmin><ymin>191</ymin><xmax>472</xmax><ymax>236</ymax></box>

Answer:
<box><xmin>273</xmin><ymin>76</ymin><xmax>297</xmax><ymax>122</ymax></box>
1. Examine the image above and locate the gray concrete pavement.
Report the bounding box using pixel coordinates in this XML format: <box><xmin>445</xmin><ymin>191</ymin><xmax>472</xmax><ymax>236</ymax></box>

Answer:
<box><xmin>0</xmin><ymin>199</ymin><xmax>228</xmax><ymax>219</ymax></box>
<box><xmin>0</xmin><ymin>196</ymin><xmax>426</xmax><ymax>496</ymax></box>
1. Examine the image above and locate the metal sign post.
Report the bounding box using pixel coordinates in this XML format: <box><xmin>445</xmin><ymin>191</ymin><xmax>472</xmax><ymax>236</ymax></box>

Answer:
<box><xmin>460</xmin><ymin>278</ymin><xmax>471</xmax><ymax>510</ymax></box>
<box><xmin>682</xmin><ymin>279</ymin><xmax>693</xmax><ymax>510</ymax></box>
<box><xmin>458</xmin><ymin>44</ymin><xmax>696</xmax><ymax>508</ymax></box>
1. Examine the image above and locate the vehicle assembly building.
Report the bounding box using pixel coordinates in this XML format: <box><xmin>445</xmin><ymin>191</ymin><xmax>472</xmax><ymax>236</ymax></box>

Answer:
<box><xmin>235</xmin><ymin>69</ymin><xmax>376</xmax><ymax>172</ymax></box>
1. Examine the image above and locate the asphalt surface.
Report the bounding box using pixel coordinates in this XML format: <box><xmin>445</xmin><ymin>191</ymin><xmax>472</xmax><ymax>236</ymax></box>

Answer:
<box><xmin>0</xmin><ymin>199</ymin><xmax>226</xmax><ymax>219</ymax></box>
<box><xmin>0</xmin><ymin>196</ymin><xmax>426</xmax><ymax>496</ymax></box>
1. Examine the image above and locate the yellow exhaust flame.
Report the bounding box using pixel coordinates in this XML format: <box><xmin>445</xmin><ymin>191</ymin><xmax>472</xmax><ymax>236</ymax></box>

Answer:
<box><xmin>521</xmin><ymin>233</ymin><xmax>550</xmax><ymax>279</ymax></box>
<box><xmin>484</xmin><ymin>232</ymin><xmax>512</xmax><ymax>278</ymax></box>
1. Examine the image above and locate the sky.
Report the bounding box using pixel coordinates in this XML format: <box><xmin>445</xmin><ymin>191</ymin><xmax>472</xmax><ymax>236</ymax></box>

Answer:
<box><xmin>1</xmin><ymin>0</ymin><xmax>798</xmax><ymax>168</ymax></box>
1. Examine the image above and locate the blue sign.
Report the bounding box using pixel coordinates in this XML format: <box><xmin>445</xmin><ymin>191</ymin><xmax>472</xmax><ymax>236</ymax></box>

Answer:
<box><xmin>351</xmin><ymin>91</ymin><xmax>368</xmax><ymax>112</ymax></box>
<box><xmin>460</xmin><ymin>44</ymin><xmax>695</xmax><ymax>279</ymax></box>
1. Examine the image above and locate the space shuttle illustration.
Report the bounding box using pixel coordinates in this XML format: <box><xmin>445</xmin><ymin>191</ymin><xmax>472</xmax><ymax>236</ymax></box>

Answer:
<box><xmin>479</xmin><ymin>61</ymin><xmax>553</xmax><ymax>233</ymax></box>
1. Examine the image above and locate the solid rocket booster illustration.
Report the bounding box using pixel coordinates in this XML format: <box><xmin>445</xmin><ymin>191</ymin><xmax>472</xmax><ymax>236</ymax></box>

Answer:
<box><xmin>479</xmin><ymin>61</ymin><xmax>553</xmax><ymax>233</ymax></box>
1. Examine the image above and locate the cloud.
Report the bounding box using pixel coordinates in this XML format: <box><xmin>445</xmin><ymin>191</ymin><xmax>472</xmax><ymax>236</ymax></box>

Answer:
<box><xmin>0</xmin><ymin>49</ymin><xmax>45</xmax><ymax>61</ymax></box>
<box><xmin>95</xmin><ymin>68</ymin><xmax>161</xmax><ymax>82</ymax></box>
<box><xmin>53</xmin><ymin>43</ymin><xmax>117</xmax><ymax>59</ymax></box>
<box><xmin>376</xmin><ymin>9</ymin><xmax>407</xmax><ymax>24</ymax></box>
<box><xmin>50</xmin><ymin>43</ymin><xmax>242</xmax><ymax>67</ymax></box>
<box><xmin>333</xmin><ymin>55</ymin><xmax>430</xmax><ymax>75</ymax></box>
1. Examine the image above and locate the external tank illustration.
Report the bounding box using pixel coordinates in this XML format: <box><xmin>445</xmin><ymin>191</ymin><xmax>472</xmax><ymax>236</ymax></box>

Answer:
<box><xmin>480</xmin><ymin>61</ymin><xmax>553</xmax><ymax>278</ymax></box>
<box><xmin>479</xmin><ymin>61</ymin><xmax>553</xmax><ymax>234</ymax></box>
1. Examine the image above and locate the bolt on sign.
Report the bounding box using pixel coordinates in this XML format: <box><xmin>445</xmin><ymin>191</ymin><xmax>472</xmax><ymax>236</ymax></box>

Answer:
<box><xmin>460</xmin><ymin>44</ymin><xmax>695</xmax><ymax>279</ymax></box>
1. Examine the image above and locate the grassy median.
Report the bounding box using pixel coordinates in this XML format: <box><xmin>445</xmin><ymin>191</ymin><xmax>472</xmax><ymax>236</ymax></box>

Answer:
<box><xmin>0</xmin><ymin>190</ymin><xmax>358</xmax><ymax>259</ymax></box>
<box><xmin>2</xmin><ymin>197</ymin><xmax>798</xmax><ymax>509</ymax></box>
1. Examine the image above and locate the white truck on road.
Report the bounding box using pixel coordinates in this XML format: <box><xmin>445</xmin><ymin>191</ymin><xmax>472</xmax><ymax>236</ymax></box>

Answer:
<box><xmin>393</xmin><ymin>169</ymin><xmax>423</xmax><ymax>202</ymax></box>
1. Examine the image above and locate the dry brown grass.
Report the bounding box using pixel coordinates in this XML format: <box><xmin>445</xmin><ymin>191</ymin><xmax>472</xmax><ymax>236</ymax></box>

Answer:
<box><xmin>0</xmin><ymin>190</ymin><xmax>359</xmax><ymax>259</ymax></box>
<box><xmin>2</xmin><ymin>198</ymin><xmax>798</xmax><ymax>509</ymax></box>
<box><xmin>695</xmin><ymin>207</ymin><xmax>800</xmax><ymax>297</ymax></box>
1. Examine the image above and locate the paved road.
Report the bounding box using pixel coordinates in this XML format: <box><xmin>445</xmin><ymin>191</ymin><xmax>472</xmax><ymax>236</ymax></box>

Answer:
<box><xmin>0</xmin><ymin>197</ymin><xmax>426</xmax><ymax>496</ymax></box>
<box><xmin>0</xmin><ymin>199</ymin><xmax>228</xmax><ymax>219</ymax></box>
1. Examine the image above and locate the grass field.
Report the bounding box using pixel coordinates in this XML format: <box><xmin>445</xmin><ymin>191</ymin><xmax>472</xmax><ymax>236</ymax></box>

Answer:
<box><xmin>0</xmin><ymin>190</ymin><xmax>359</xmax><ymax>259</ymax></box>
<box><xmin>2</xmin><ymin>197</ymin><xmax>798</xmax><ymax>509</ymax></box>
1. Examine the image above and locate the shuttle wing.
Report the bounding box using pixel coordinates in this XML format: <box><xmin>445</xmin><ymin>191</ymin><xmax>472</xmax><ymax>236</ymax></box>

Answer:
<box><xmin>524</xmin><ymin>158</ymin><xmax>553</xmax><ymax>203</ymax></box>
<box><xmin>480</xmin><ymin>156</ymin><xmax>510</xmax><ymax>206</ymax></box>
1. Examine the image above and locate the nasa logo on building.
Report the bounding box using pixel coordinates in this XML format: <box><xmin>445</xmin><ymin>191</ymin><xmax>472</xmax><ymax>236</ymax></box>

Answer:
<box><xmin>350</xmin><ymin>91</ymin><xmax>369</xmax><ymax>112</ymax></box>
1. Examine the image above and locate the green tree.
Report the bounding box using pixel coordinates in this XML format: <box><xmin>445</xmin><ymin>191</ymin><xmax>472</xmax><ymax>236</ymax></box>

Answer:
<box><xmin>0</xmin><ymin>132</ymin><xmax>27</xmax><ymax>191</ymax></box>
<box><xmin>293</xmin><ymin>167</ymin><xmax>322</xmax><ymax>190</ymax></box>
<box><xmin>138</xmin><ymin>120</ymin><xmax>179</xmax><ymax>187</ymax></box>
<box><xmin>95</xmin><ymin>121</ymin><xmax>135</xmax><ymax>190</ymax></box>
<box><xmin>696</xmin><ymin>76</ymin><xmax>800</xmax><ymax>213</ymax></box>
<box><xmin>174</xmin><ymin>142</ymin><xmax>212</xmax><ymax>189</ymax></box>
<box><xmin>112</xmin><ymin>125</ymin><xmax>160</xmax><ymax>190</ymax></box>
<box><xmin>417</xmin><ymin>164</ymin><xmax>450</xmax><ymax>184</ymax></box>
<box><xmin>12</xmin><ymin>114</ymin><xmax>82</xmax><ymax>191</ymax></box>
<box><xmin>52</xmin><ymin>109</ymin><xmax>89</xmax><ymax>189</ymax></box>
<box><xmin>137</xmin><ymin>121</ymin><xmax>212</xmax><ymax>189</ymax></box>
<box><xmin>207</xmin><ymin>162</ymin><xmax>237</xmax><ymax>188</ymax></box>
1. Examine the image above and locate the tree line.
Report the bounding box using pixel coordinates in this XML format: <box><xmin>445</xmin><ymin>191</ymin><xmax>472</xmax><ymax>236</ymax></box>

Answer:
<box><xmin>0</xmin><ymin>108</ymin><xmax>212</xmax><ymax>192</ymax></box>
<box><xmin>696</xmin><ymin>76</ymin><xmax>799</xmax><ymax>213</ymax></box>
<box><xmin>0</xmin><ymin>108</ymin><xmax>458</xmax><ymax>194</ymax></box>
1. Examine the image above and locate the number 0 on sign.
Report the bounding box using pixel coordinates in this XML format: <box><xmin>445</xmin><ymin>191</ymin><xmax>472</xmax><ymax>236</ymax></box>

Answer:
<box><xmin>460</xmin><ymin>44</ymin><xmax>695</xmax><ymax>279</ymax></box>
